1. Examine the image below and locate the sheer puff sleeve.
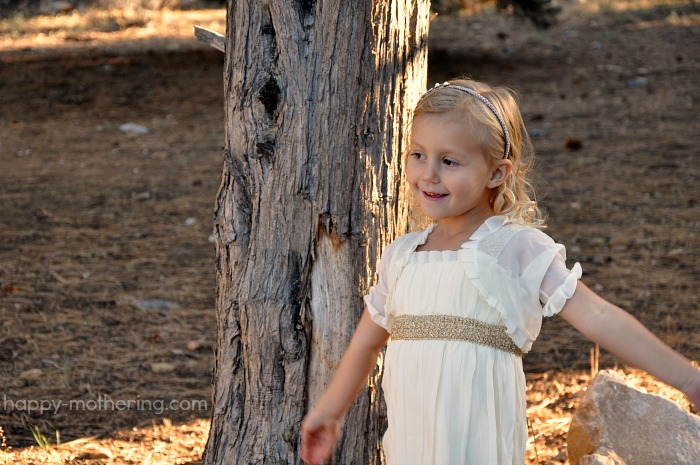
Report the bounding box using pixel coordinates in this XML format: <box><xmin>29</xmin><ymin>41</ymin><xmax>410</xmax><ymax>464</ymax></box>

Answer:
<box><xmin>363</xmin><ymin>231</ymin><xmax>426</xmax><ymax>332</ymax></box>
<box><xmin>363</xmin><ymin>239</ymin><xmax>398</xmax><ymax>331</ymax></box>
<box><xmin>460</xmin><ymin>225</ymin><xmax>582</xmax><ymax>353</ymax></box>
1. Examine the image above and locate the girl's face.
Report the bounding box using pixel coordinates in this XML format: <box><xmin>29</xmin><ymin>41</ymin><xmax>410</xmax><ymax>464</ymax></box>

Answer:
<box><xmin>406</xmin><ymin>112</ymin><xmax>503</xmax><ymax>226</ymax></box>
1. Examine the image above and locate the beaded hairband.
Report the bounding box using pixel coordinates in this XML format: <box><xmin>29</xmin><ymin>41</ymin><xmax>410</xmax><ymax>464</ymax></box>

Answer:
<box><xmin>421</xmin><ymin>82</ymin><xmax>511</xmax><ymax>159</ymax></box>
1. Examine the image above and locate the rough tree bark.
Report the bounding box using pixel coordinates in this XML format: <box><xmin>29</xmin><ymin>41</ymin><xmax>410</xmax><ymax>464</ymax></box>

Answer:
<box><xmin>203</xmin><ymin>1</ymin><xmax>430</xmax><ymax>463</ymax></box>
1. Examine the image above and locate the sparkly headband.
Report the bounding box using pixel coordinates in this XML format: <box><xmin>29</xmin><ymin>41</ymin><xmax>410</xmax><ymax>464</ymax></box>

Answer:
<box><xmin>421</xmin><ymin>82</ymin><xmax>511</xmax><ymax>159</ymax></box>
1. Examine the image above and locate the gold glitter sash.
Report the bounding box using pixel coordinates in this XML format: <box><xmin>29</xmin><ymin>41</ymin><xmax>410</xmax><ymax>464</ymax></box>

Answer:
<box><xmin>391</xmin><ymin>314</ymin><xmax>523</xmax><ymax>357</ymax></box>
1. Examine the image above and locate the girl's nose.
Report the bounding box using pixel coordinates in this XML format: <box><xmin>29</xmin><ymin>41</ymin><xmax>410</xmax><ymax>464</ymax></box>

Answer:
<box><xmin>421</xmin><ymin>161</ymin><xmax>440</xmax><ymax>183</ymax></box>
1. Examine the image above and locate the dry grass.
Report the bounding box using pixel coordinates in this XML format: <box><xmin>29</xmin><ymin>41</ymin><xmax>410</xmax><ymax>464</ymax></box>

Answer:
<box><xmin>3</xmin><ymin>418</ymin><xmax>209</xmax><ymax>465</ymax></box>
<box><xmin>0</xmin><ymin>5</ymin><xmax>226</xmax><ymax>53</ymax></box>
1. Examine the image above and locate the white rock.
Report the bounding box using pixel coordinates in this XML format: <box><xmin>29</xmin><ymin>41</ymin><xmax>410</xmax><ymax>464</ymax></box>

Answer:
<box><xmin>79</xmin><ymin>444</ymin><xmax>113</xmax><ymax>459</ymax></box>
<box><xmin>150</xmin><ymin>362</ymin><xmax>176</xmax><ymax>373</ymax></box>
<box><xmin>119</xmin><ymin>122</ymin><xmax>150</xmax><ymax>135</ymax></box>
<box><xmin>626</xmin><ymin>77</ymin><xmax>648</xmax><ymax>88</ymax></box>
<box><xmin>20</xmin><ymin>368</ymin><xmax>44</xmax><ymax>380</ymax></box>
<box><xmin>568</xmin><ymin>370</ymin><xmax>700</xmax><ymax>465</ymax></box>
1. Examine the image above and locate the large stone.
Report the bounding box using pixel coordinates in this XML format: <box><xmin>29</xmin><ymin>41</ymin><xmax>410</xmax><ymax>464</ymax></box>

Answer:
<box><xmin>568</xmin><ymin>370</ymin><xmax>700</xmax><ymax>465</ymax></box>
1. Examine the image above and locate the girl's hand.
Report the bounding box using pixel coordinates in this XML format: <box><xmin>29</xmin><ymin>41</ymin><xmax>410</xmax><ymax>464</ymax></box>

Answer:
<box><xmin>299</xmin><ymin>310</ymin><xmax>389</xmax><ymax>463</ymax></box>
<box><xmin>300</xmin><ymin>410</ymin><xmax>340</xmax><ymax>465</ymax></box>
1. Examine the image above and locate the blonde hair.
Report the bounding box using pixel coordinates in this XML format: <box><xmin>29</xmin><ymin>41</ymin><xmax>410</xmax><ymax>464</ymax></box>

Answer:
<box><xmin>413</xmin><ymin>78</ymin><xmax>544</xmax><ymax>228</ymax></box>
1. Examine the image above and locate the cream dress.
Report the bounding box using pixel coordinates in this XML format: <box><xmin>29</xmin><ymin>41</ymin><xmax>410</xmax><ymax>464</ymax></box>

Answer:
<box><xmin>365</xmin><ymin>216</ymin><xmax>581</xmax><ymax>465</ymax></box>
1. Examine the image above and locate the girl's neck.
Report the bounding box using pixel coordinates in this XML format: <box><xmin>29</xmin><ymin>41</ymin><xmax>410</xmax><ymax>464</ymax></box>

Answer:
<box><xmin>421</xmin><ymin>208</ymin><xmax>496</xmax><ymax>252</ymax></box>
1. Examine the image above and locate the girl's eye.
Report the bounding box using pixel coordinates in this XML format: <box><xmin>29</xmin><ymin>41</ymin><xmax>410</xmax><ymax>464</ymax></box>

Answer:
<box><xmin>410</xmin><ymin>152</ymin><xmax>424</xmax><ymax>160</ymax></box>
<box><xmin>443</xmin><ymin>158</ymin><xmax>459</xmax><ymax>167</ymax></box>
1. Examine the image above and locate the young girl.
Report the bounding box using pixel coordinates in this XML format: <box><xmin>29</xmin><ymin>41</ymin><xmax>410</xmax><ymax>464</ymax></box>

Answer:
<box><xmin>300</xmin><ymin>78</ymin><xmax>700</xmax><ymax>465</ymax></box>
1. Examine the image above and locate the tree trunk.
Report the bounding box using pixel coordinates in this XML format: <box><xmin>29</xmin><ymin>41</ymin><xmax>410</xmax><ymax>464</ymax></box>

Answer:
<box><xmin>204</xmin><ymin>1</ymin><xmax>430</xmax><ymax>463</ymax></box>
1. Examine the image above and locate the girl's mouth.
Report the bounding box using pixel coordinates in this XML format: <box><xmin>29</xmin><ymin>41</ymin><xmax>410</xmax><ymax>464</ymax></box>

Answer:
<box><xmin>422</xmin><ymin>191</ymin><xmax>447</xmax><ymax>200</ymax></box>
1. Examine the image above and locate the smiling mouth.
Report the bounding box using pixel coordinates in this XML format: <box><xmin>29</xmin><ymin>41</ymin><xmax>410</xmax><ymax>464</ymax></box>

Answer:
<box><xmin>422</xmin><ymin>191</ymin><xmax>447</xmax><ymax>199</ymax></box>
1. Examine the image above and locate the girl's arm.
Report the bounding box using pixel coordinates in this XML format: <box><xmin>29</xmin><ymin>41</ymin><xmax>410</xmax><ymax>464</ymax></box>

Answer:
<box><xmin>300</xmin><ymin>309</ymin><xmax>390</xmax><ymax>465</ymax></box>
<box><xmin>558</xmin><ymin>281</ymin><xmax>700</xmax><ymax>407</ymax></box>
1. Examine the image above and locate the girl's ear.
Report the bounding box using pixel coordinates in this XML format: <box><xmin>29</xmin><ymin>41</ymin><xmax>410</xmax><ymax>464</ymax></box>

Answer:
<box><xmin>487</xmin><ymin>160</ymin><xmax>512</xmax><ymax>188</ymax></box>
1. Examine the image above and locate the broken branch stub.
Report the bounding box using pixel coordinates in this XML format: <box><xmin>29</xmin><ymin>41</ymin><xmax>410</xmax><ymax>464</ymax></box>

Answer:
<box><xmin>194</xmin><ymin>26</ymin><xmax>225</xmax><ymax>53</ymax></box>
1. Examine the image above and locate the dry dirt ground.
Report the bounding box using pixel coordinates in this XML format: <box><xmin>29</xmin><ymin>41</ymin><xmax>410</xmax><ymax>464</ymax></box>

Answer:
<box><xmin>0</xmin><ymin>1</ymin><xmax>698</xmax><ymax>464</ymax></box>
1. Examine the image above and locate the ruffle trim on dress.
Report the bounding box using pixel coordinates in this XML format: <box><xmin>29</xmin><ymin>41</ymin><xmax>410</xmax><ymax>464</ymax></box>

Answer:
<box><xmin>458</xmin><ymin>242</ymin><xmax>536</xmax><ymax>353</ymax></box>
<box><xmin>469</xmin><ymin>215</ymin><xmax>511</xmax><ymax>242</ymax></box>
<box><xmin>409</xmin><ymin>249</ymin><xmax>460</xmax><ymax>264</ymax></box>
<box><xmin>542</xmin><ymin>262</ymin><xmax>582</xmax><ymax>317</ymax></box>
<box><xmin>393</xmin><ymin>225</ymin><xmax>434</xmax><ymax>268</ymax></box>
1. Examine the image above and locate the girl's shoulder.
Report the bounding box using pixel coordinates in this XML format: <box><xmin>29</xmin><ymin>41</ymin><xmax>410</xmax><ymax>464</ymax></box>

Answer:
<box><xmin>495</xmin><ymin>221</ymin><xmax>558</xmax><ymax>245</ymax></box>
<box><xmin>475</xmin><ymin>220</ymin><xmax>565</xmax><ymax>264</ymax></box>
<box><xmin>376</xmin><ymin>227</ymin><xmax>435</xmax><ymax>273</ymax></box>
<box><xmin>392</xmin><ymin>228</ymin><xmax>430</xmax><ymax>246</ymax></box>
<box><xmin>475</xmin><ymin>220</ymin><xmax>540</xmax><ymax>250</ymax></box>
<box><xmin>508</xmin><ymin>223</ymin><xmax>557</xmax><ymax>245</ymax></box>
<box><xmin>488</xmin><ymin>223</ymin><xmax>569</xmax><ymax>274</ymax></box>
<box><xmin>382</xmin><ymin>228</ymin><xmax>430</xmax><ymax>259</ymax></box>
